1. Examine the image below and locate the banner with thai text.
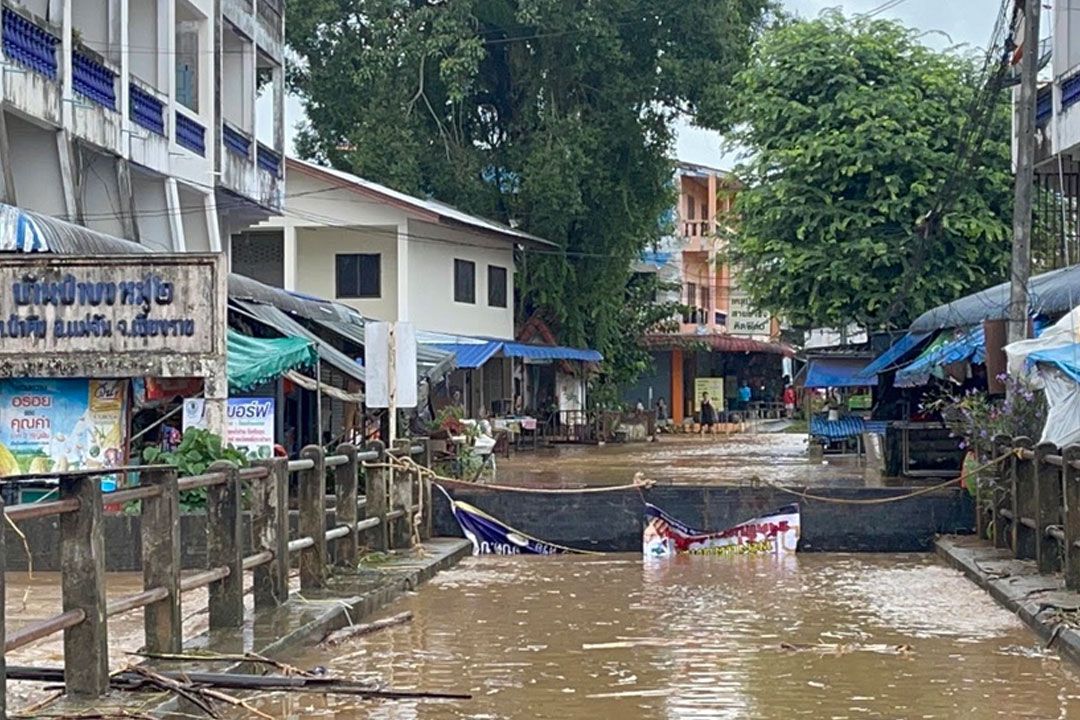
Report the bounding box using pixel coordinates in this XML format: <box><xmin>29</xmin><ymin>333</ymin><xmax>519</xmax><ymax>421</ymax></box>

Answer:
<box><xmin>183</xmin><ymin>397</ymin><xmax>276</xmax><ymax>460</ymax></box>
<box><xmin>643</xmin><ymin>503</ymin><xmax>800</xmax><ymax>559</ymax></box>
<box><xmin>0</xmin><ymin>379</ymin><xmax>127</xmax><ymax>477</ymax></box>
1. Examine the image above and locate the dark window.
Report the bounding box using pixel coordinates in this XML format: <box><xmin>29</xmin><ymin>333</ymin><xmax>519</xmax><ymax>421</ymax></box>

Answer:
<box><xmin>488</xmin><ymin>265</ymin><xmax>508</xmax><ymax>308</ymax></box>
<box><xmin>454</xmin><ymin>259</ymin><xmax>476</xmax><ymax>303</ymax></box>
<box><xmin>335</xmin><ymin>253</ymin><xmax>380</xmax><ymax>299</ymax></box>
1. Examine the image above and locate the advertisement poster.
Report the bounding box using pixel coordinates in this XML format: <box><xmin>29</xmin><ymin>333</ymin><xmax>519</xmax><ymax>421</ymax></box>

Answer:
<box><xmin>0</xmin><ymin>379</ymin><xmax>127</xmax><ymax>477</ymax></box>
<box><xmin>643</xmin><ymin>503</ymin><xmax>801</xmax><ymax>559</ymax></box>
<box><xmin>693</xmin><ymin>378</ymin><xmax>725</xmax><ymax>411</ymax></box>
<box><xmin>183</xmin><ymin>397</ymin><xmax>275</xmax><ymax>460</ymax></box>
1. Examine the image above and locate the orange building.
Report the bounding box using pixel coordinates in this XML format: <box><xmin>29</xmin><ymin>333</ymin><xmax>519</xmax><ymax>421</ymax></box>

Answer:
<box><xmin>627</xmin><ymin>162</ymin><xmax>792</xmax><ymax>424</ymax></box>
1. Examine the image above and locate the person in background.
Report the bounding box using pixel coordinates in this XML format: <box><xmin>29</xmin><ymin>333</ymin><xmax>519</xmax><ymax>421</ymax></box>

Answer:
<box><xmin>783</xmin><ymin>383</ymin><xmax>797</xmax><ymax>418</ymax></box>
<box><xmin>738</xmin><ymin>381</ymin><xmax>752</xmax><ymax>411</ymax></box>
<box><xmin>656</xmin><ymin>397</ymin><xmax>668</xmax><ymax>423</ymax></box>
<box><xmin>636</xmin><ymin>399</ymin><xmax>646</xmax><ymax>412</ymax></box>
<box><xmin>699</xmin><ymin>392</ymin><xmax>718</xmax><ymax>436</ymax></box>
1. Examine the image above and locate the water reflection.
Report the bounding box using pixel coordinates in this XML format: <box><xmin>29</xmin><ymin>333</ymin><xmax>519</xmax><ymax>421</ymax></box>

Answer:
<box><xmin>245</xmin><ymin>554</ymin><xmax>1080</xmax><ymax>720</ymax></box>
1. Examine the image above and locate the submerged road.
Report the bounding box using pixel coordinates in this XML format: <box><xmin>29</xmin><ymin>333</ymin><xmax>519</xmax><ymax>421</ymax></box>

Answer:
<box><xmin>495</xmin><ymin>433</ymin><xmax>878</xmax><ymax>488</ymax></box>
<box><xmin>234</xmin><ymin>553</ymin><xmax>1079</xmax><ymax>720</ymax></box>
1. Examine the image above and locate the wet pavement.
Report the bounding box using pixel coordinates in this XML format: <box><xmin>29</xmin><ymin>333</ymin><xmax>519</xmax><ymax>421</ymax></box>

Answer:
<box><xmin>237</xmin><ymin>553</ymin><xmax>1078</xmax><ymax>720</ymax></box>
<box><xmin>495</xmin><ymin>433</ymin><xmax>877</xmax><ymax>488</ymax></box>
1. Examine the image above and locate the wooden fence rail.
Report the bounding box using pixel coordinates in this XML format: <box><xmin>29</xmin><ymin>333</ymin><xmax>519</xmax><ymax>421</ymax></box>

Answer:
<box><xmin>984</xmin><ymin>435</ymin><xmax>1080</xmax><ymax>591</ymax></box>
<box><xmin>0</xmin><ymin>440</ymin><xmax>432</xmax><ymax>718</ymax></box>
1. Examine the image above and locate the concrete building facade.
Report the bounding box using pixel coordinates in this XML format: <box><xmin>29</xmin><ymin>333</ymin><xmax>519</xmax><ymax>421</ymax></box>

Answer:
<box><xmin>0</xmin><ymin>0</ymin><xmax>285</xmax><ymax>252</ymax></box>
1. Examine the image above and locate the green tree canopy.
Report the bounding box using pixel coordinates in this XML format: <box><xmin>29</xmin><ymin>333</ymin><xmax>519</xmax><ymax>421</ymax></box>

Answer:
<box><xmin>725</xmin><ymin>11</ymin><xmax>1012</xmax><ymax>331</ymax></box>
<box><xmin>285</xmin><ymin>0</ymin><xmax>774</xmax><ymax>396</ymax></box>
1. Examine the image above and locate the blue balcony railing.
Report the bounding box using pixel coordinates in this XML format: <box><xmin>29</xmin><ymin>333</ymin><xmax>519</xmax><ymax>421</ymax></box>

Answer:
<box><xmin>1063</xmin><ymin>73</ymin><xmax>1080</xmax><ymax>112</ymax></box>
<box><xmin>129</xmin><ymin>82</ymin><xmax>165</xmax><ymax>136</ymax></box>
<box><xmin>176</xmin><ymin>112</ymin><xmax>206</xmax><ymax>156</ymax></box>
<box><xmin>222</xmin><ymin>123</ymin><xmax>252</xmax><ymax>158</ymax></box>
<box><xmin>1036</xmin><ymin>88</ymin><xmax>1052</xmax><ymax>128</ymax></box>
<box><xmin>257</xmin><ymin>143</ymin><xmax>282</xmax><ymax>177</ymax></box>
<box><xmin>1</xmin><ymin>7</ymin><xmax>59</xmax><ymax>79</ymax></box>
<box><xmin>72</xmin><ymin>49</ymin><xmax>117</xmax><ymax>110</ymax></box>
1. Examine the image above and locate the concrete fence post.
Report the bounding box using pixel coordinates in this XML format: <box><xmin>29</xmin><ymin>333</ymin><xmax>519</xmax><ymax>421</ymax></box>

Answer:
<box><xmin>364</xmin><ymin>441</ymin><xmax>389</xmax><ymax>552</ymax></box>
<box><xmin>207</xmin><ymin>461</ymin><xmax>244</xmax><ymax>630</ymax></box>
<box><xmin>1013</xmin><ymin>437</ymin><xmax>1036</xmax><ymax>560</ymax></box>
<box><xmin>298</xmin><ymin>445</ymin><xmax>327</xmax><ymax>591</ymax></box>
<box><xmin>252</xmin><ymin>458</ymin><xmax>289</xmax><ymax>608</ymax></box>
<box><xmin>992</xmin><ymin>435</ymin><xmax>1012</xmax><ymax>549</ymax></box>
<box><xmin>421</xmin><ymin>438</ymin><xmax>433</xmax><ymax>541</ymax></box>
<box><xmin>59</xmin><ymin>474</ymin><xmax>109</xmax><ymax>698</ymax></box>
<box><xmin>1063</xmin><ymin>445</ymin><xmax>1080</xmax><ymax>589</ymax></box>
<box><xmin>391</xmin><ymin>442</ymin><xmax>413</xmax><ymax>549</ymax></box>
<box><xmin>141</xmin><ymin>466</ymin><xmax>181</xmax><ymax>653</ymax></box>
<box><xmin>1034</xmin><ymin>442</ymin><xmax>1062</xmax><ymax>574</ymax></box>
<box><xmin>333</xmin><ymin>443</ymin><xmax>359</xmax><ymax>568</ymax></box>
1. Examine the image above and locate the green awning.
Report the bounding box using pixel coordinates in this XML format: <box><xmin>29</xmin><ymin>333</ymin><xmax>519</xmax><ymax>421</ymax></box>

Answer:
<box><xmin>228</xmin><ymin>329</ymin><xmax>318</xmax><ymax>392</ymax></box>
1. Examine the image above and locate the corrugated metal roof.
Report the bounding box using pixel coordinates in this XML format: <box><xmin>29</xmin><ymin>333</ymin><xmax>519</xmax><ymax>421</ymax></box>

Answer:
<box><xmin>288</xmin><ymin>158</ymin><xmax>557</xmax><ymax>249</ymax></box>
<box><xmin>231</xmin><ymin>299</ymin><xmax>366</xmax><ymax>387</ymax></box>
<box><xmin>501</xmin><ymin>342</ymin><xmax>602</xmax><ymax>363</ymax></box>
<box><xmin>643</xmin><ymin>333</ymin><xmax>795</xmax><ymax>357</ymax></box>
<box><xmin>433</xmin><ymin>341</ymin><xmax>504</xmax><ymax>369</ymax></box>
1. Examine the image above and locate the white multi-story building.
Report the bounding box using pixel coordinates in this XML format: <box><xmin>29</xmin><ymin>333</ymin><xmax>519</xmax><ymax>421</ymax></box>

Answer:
<box><xmin>0</xmin><ymin>0</ymin><xmax>285</xmax><ymax>252</ymax></box>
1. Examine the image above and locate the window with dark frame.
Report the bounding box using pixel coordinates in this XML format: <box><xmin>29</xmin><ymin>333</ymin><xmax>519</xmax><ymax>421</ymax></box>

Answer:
<box><xmin>454</xmin><ymin>259</ymin><xmax>476</xmax><ymax>303</ymax></box>
<box><xmin>335</xmin><ymin>253</ymin><xmax>381</xmax><ymax>299</ymax></box>
<box><xmin>488</xmin><ymin>265</ymin><xmax>508</xmax><ymax>308</ymax></box>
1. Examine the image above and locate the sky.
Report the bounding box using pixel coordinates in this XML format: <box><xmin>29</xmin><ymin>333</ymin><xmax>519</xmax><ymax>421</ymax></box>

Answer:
<box><xmin>279</xmin><ymin>0</ymin><xmax>997</xmax><ymax>168</ymax></box>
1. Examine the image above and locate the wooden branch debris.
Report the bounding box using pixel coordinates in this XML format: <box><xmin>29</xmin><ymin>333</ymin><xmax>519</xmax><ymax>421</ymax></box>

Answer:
<box><xmin>125</xmin><ymin>650</ymin><xmax>315</xmax><ymax>677</ymax></box>
<box><xmin>6</xmin><ymin>665</ymin><xmax>472</xmax><ymax>703</ymax></box>
<box><xmin>320</xmin><ymin>610</ymin><xmax>414</xmax><ymax>646</ymax></box>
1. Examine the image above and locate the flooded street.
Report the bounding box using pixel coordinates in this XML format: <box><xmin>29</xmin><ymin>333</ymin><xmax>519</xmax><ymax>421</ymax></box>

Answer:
<box><xmin>252</xmin><ymin>553</ymin><xmax>1078</xmax><ymax>720</ymax></box>
<box><xmin>495</xmin><ymin>434</ymin><xmax>875</xmax><ymax>489</ymax></box>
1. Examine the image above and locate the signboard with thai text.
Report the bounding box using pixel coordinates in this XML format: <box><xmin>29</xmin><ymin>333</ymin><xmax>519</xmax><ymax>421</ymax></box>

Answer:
<box><xmin>0</xmin><ymin>378</ymin><xmax>127</xmax><ymax>478</ymax></box>
<box><xmin>0</xmin><ymin>254</ymin><xmax>227</xmax><ymax>379</ymax></box>
<box><xmin>728</xmin><ymin>292</ymin><xmax>771</xmax><ymax>339</ymax></box>
<box><xmin>183</xmin><ymin>397</ymin><xmax>276</xmax><ymax>460</ymax></box>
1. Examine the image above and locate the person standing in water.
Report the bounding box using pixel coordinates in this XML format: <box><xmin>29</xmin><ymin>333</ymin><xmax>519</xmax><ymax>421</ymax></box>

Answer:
<box><xmin>699</xmin><ymin>392</ymin><xmax>718</xmax><ymax>436</ymax></box>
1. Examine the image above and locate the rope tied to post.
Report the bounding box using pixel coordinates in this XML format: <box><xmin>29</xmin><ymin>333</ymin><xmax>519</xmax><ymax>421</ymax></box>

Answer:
<box><xmin>762</xmin><ymin>447</ymin><xmax>1020</xmax><ymax>507</ymax></box>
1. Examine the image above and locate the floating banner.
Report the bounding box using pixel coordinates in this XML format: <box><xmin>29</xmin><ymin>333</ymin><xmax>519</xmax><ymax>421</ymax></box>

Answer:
<box><xmin>643</xmin><ymin>503</ymin><xmax>800</xmax><ymax>559</ymax></box>
<box><xmin>439</xmin><ymin>486</ymin><xmax>599</xmax><ymax>556</ymax></box>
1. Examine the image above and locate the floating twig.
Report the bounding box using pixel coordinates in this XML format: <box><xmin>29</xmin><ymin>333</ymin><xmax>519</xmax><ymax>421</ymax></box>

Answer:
<box><xmin>320</xmin><ymin>611</ymin><xmax>414</xmax><ymax>647</ymax></box>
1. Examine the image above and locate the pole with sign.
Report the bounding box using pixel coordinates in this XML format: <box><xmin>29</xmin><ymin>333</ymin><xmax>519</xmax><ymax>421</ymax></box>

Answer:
<box><xmin>366</xmin><ymin>322</ymin><xmax>417</xmax><ymax>444</ymax></box>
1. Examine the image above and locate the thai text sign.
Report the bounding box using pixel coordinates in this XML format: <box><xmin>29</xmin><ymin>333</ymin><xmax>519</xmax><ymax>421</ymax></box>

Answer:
<box><xmin>0</xmin><ymin>254</ymin><xmax>226</xmax><ymax>378</ymax></box>
<box><xmin>0</xmin><ymin>379</ymin><xmax>127</xmax><ymax>477</ymax></box>
<box><xmin>643</xmin><ymin>503</ymin><xmax>800</xmax><ymax>559</ymax></box>
<box><xmin>728</xmin><ymin>292</ymin><xmax>771</xmax><ymax>338</ymax></box>
<box><xmin>183</xmin><ymin>397</ymin><xmax>276</xmax><ymax>460</ymax></box>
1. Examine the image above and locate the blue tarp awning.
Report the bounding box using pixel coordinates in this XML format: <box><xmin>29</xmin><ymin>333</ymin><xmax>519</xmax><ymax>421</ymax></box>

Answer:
<box><xmin>857</xmin><ymin>332</ymin><xmax>932</xmax><ymax>379</ymax></box>
<box><xmin>1030</xmin><ymin>343</ymin><xmax>1080</xmax><ymax>384</ymax></box>
<box><xmin>502</xmin><ymin>342</ymin><xmax>603</xmax><ymax>363</ymax></box>
<box><xmin>810</xmin><ymin>416</ymin><xmax>865</xmax><ymax>440</ymax></box>
<box><xmin>804</xmin><ymin>357</ymin><xmax>873</xmax><ymax>389</ymax></box>
<box><xmin>894</xmin><ymin>326</ymin><xmax>986</xmax><ymax>388</ymax></box>
<box><xmin>433</xmin><ymin>341</ymin><xmax>503</xmax><ymax>369</ymax></box>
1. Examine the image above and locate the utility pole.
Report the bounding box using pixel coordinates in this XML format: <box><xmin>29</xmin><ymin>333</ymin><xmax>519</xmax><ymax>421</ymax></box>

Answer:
<box><xmin>1008</xmin><ymin>0</ymin><xmax>1041</xmax><ymax>344</ymax></box>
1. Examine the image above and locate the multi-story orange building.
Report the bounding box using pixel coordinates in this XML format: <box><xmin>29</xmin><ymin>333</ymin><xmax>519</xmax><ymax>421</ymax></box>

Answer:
<box><xmin>626</xmin><ymin>162</ymin><xmax>792</xmax><ymax>424</ymax></box>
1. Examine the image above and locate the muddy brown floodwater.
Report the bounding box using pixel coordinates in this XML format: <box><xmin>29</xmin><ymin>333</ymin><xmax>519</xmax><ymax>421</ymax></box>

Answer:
<box><xmin>495</xmin><ymin>433</ymin><xmax>874</xmax><ymax>488</ymax></box>
<box><xmin>244</xmin><ymin>554</ymin><xmax>1080</xmax><ymax>720</ymax></box>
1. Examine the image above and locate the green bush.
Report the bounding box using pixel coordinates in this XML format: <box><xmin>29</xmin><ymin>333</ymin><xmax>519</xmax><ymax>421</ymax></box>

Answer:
<box><xmin>143</xmin><ymin>428</ymin><xmax>249</xmax><ymax>512</ymax></box>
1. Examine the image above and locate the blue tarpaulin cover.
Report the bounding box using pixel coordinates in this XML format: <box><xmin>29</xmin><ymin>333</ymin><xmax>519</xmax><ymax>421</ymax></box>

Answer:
<box><xmin>803</xmin><ymin>357</ymin><xmax>873</xmax><ymax>389</ymax></box>
<box><xmin>428</xmin><ymin>338</ymin><xmax>602</xmax><ymax>368</ymax></box>
<box><xmin>810</xmin><ymin>416</ymin><xmax>865</xmax><ymax>440</ymax></box>
<box><xmin>1029</xmin><ymin>344</ymin><xmax>1080</xmax><ymax>384</ymax></box>
<box><xmin>857</xmin><ymin>332</ymin><xmax>932</xmax><ymax>379</ymax></box>
<box><xmin>894</xmin><ymin>326</ymin><xmax>986</xmax><ymax>387</ymax></box>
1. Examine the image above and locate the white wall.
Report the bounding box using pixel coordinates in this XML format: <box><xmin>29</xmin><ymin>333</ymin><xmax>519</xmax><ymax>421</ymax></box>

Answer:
<box><xmin>6</xmin><ymin>114</ymin><xmax>67</xmax><ymax>218</ymax></box>
<box><xmin>132</xmin><ymin>169</ymin><xmax>173</xmax><ymax>250</ymax></box>
<box><xmin>295</xmin><ymin>225</ymin><xmax>399</xmax><ymax>318</ymax></box>
<box><xmin>406</xmin><ymin>219</ymin><xmax>515</xmax><ymax>339</ymax></box>
<box><xmin>128</xmin><ymin>0</ymin><xmax>159</xmax><ymax>86</ymax></box>
<box><xmin>81</xmin><ymin>151</ymin><xmax>126</xmax><ymax>239</ymax></box>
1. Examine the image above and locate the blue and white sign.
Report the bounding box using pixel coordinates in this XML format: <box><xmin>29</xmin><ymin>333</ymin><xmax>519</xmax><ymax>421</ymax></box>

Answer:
<box><xmin>183</xmin><ymin>397</ymin><xmax>275</xmax><ymax>460</ymax></box>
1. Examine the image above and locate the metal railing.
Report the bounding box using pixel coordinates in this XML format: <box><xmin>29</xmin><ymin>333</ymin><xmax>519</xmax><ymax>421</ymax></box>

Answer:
<box><xmin>0</xmin><ymin>440</ymin><xmax>433</xmax><ymax>717</ymax></box>
<box><xmin>984</xmin><ymin>436</ymin><xmax>1080</xmax><ymax>588</ymax></box>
